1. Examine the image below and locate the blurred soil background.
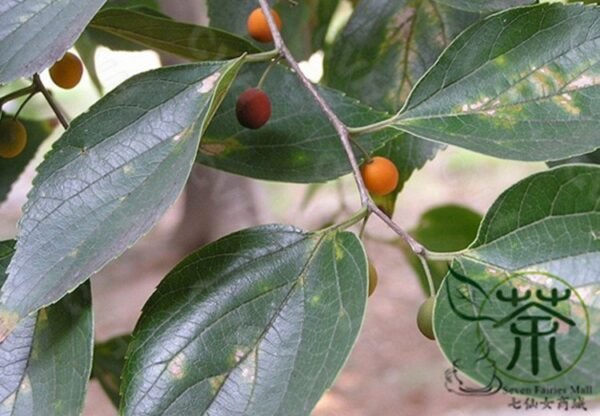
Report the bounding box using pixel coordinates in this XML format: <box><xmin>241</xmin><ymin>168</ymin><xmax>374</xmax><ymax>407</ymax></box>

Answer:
<box><xmin>1</xmin><ymin>8</ymin><xmax>598</xmax><ymax>415</ymax></box>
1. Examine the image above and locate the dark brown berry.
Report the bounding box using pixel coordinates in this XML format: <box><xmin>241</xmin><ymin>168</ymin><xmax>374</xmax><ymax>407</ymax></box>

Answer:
<box><xmin>236</xmin><ymin>88</ymin><xmax>271</xmax><ymax>129</ymax></box>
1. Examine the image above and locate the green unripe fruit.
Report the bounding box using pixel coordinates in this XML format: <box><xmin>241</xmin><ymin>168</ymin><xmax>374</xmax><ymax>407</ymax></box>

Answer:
<box><xmin>417</xmin><ymin>297</ymin><xmax>435</xmax><ymax>340</ymax></box>
<box><xmin>367</xmin><ymin>260</ymin><xmax>378</xmax><ymax>297</ymax></box>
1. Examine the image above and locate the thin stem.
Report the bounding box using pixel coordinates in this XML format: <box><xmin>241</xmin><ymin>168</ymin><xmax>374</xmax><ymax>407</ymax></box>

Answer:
<box><xmin>0</xmin><ymin>84</ymin><xmax>37</xmax><ymax>109</ymax></box>
<box><xmin>321</xmin><ymin>206</ymin><xmax>369</xmax><ymax>233</ymax></box>
<box><xmin>257</xmin><ymin>57</ymin><xmax>280</xmax><ymax>90</ymax></box>
<box><xmin>363</xmin><ymin>232</ymin><xmax>400</xmax><ymax>245</ymax></box>
<box><xmin>33</xmin><ymin>74</ymin><xmax>69</xmax><ymax>129</ymax></box>
<box><xmin>13</xmin><ymin>91</ymin><xmax>39</xmax><ymax>119</ymax></box>
<box><xmin>257</xmin><ymin>0</ymin><xmax>425</xmax><ymax>257</ymax></box>
<box><xmin>418</xmin><ymin>254</ymin><xmax>436</xmax><ymax>297</ymax></box>
<box><xmin>424</xmin><ymin>249</ymin><xmax>464</xmax><ymax>262</ymax></box>
<box><xmin>347</xmin><ymin>116</ymin><xmax>399</xmax><ymax>136</ymax></box>
<box><xmin>244</xmin><ymin>49</ymin><xmax>280</xmax><ymax>63</ymax></box>
<box><xmin>349</xmin><ymin>136</ymin><xmax>371</xmax><ymax>163</ymax></box>
<box><xmin>368</xmin><ymin>203</ymin><xmax>425</xmax><ymax>254</ymax></box>
<box><xmin>358</xmin><ymin>213</ymin><xmax>370</xmax><ymax>239</ymax></box>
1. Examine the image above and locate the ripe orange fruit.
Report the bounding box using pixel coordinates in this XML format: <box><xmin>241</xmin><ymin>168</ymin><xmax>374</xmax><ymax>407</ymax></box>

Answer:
<box><xmin>368</xmin><ymin>260</ymin><xmax>378</xmax><ymax>297</ymax></box>
<box><xmin>236</xmin><ymin>88</ymin><xmax>272</xmax><ymax>129</ymax></box>
<box><xmin>49</xmin><ymin>52</ymin><xmax>83</xmax><ymax>89</ymax></box>
<box><xmin>247</xmin><ymin>8</ymin><xmax>282</xmax><ymax>43</ymax></box>
<box><xmin>360</xmin><ymin>156</ymin><xmax>399</xmax><ymax>196</ymax></box>
<box><xmin>0</xmin><ymin>118</ymin><xmax>27</xmax><ymax>159</ymax></box>
<box><xmin>417</xmin><ymin>297</ymin><xmax>435</xmax><ymax>340</ymax></box>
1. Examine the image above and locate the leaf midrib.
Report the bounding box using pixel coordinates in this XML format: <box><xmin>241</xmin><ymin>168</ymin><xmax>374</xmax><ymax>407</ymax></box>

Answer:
<box><xmin>400</xmin><ymin>5</ymin><xmax>593</xmax><ymax>117</ymax></box>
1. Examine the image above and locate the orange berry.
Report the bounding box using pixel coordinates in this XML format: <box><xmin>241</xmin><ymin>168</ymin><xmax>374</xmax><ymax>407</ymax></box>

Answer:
<box><xmin>368</xmin><ymin>260</ymin><xmax>378</xmax><ymax>297</ymax></box>
<box><xmin>49</xmin><ymin>52</ymin><xmax>83</xmax><ymax>89</ymax></box>
<box><xmin>360</xmin><ymin>156</ymin><xmax>399</xmax><ymax>196</ymax></box>
<box><xmin>247</xmin><ymin>8</ymin><xmax>282</xmax><ymax>43</ymax></box>
<box><xmin>0</xmin><ymin>118</ymin><xmax>27</xmax><ymax>159</ymax></box>
<box><xmin>236</xmin><ymin>88</ymin><xmax>272</xmax><ymax>129</ymax></box>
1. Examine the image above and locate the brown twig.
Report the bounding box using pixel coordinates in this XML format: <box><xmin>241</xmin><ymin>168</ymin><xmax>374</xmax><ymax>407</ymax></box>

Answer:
<box><xmin>257</xmin><ymin>0</ymin><xmax>425</xmax><ymax>256</ymax></box>
<box><xmin>33</xmin><ymin>74</ymin><xmax>70</xmax><ymax>129</ymax></box>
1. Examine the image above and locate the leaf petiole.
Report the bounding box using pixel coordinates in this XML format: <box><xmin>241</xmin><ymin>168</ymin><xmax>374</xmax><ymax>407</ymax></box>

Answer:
<box><xmin>244</xmin><ymin>49</ymin><xmax>280</xmax><ymax>63</ymax></box>
<box><xmin>347</xmin><ymin>115</ymin><xmax>399</xmax><ymax>136</ymax></box>
<box><xmin>0</xmin><ymin>84</ymin><xmax>37</xmax><ymax>110</ymax></box>
<box><xmin>320</xmin><ymin>206</ymin><xmax>369</xmax><ymax>233</ymax></box>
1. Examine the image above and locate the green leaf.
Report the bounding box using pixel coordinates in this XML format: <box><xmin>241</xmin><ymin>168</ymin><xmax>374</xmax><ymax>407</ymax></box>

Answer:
<box><xmin>92</xmin><ymin>334</ymin><xmax>132</xmax><ymax>408</ymax></box>
<box><xmin>0</xmin><ymin>241</ymin><xmax>93</xmax><ymax>416</ymax></box>
<box><xmin>469</xmin><ymin>165</ymin><xmax>600</xmax><ymax>280</ymax></box>
<box><xmin>0</xmin><ymin>118</ymin><xmax>55</xmax><ymax>205</ymax></box>
<box><xmin>322</xmin><ymin>0</ymin><xmax>480</xmax><ymax>203</ymax></box>
<box><xmin>102</xmin><ymin>0</ymin><xmax>159</xmax><ymax>9</ymax></box>
<box><xmin>401</xmin><ymin>205</ymin><xmax>482</xmax><ymax>296</ymax></box>
<box><xmin>414</xmin><ymin>205</ymin><xmax>483</xmax><ymax>252</ymax></box>
<box><xmin>197</xmin><ymin>63</ymin><xmax>398</xmax><ymax>183</ymax></box>
<box><xmin>0</xmin><ymin>58</ymin><xmax>244</xmax><ymax>336</ymax></box>
<box><xmin>436</xmin><ymin>0</ymin><xmax>535</xmax><ymax>12</ymax></box>
<box><xmin>548</xmin><ymin>148</ymin><xmax>600</xmax><ymax>167</ymax></box>
<box><xmin>0</xmin><ymin>0</ymin><xmax>106</xmax><ymax>84</ymax></box>
<box><xmin>75</xmin><ymin>34</ymin><xmax>105</xmax><ymax>95</ymax></box>
<box><xmin>435</xmin><ymin>165</ymin><xmax>600</xmax><ymax>395</ymax></box>
<box><xmin>120</xmin><ymin>225</ymin><xmax>367</xmax><ymax>416</ymax></box>
<box><xmin>274</xmin><ymin>0</ymin><xmax>343</xmax><ymax>61</ymax></box>
<box><xmin>311</xmin><ymin>0</ymin><xmax>340</xmax><ymax>52</ymax></box>
<box><xmin>88</xmin><ymin>8</ymin><xmax>259</xmax><ymax>59</ymax></box>
<box><xmin>324</xmin><ymin>0</ymin><xmax>479</xmax><ymax>111</ymax></box>
<box><xmin>394</xmin><ymin>3</ymin><xmax>600</xmax><ymax>161</ymax></box>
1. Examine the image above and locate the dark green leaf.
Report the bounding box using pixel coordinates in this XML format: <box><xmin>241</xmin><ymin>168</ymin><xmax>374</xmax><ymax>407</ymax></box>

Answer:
<box><xmin>121</xmin><ymin>225</ymin><xmax>367</xmax><ymax>416</ymax></box>
<box><xmin>435</xmin><ymin>165</ymin><xmax>600</xmax><ymax>395</ymax></box>
<box><xmin>0</xmin><ymin>118</ymin><xmax>55</xmax><ymax>204</ymax></box>
<box><xmin>401</xmin><ymin>205</ymin><xmax>482</xmax><ymax>296</ymax></box>
<box><xmin>0</xmin><ymin>58</ymin><xmax>244</xmax><ymax>336</ymax></box>
<box><xmin>311</xmin><ymin>0</ymin><xmax>340</xmax><ymax>51</ymax></box>
<box><xmin>102</xmin><ymin>0</ymin><xmax>159</xmax><ymax>9</ymax></box>
<box><xmin>0</xmin><ymin>0</ymin><xmax>106</xmax><ymax>84</ymax></box>
<box><xmin>88</xmin><ymin>8</ymin><xmax>258</xmax><ymax>59</ymax></box>
<box><xmin>0</xmin><ymin>241</ymin><xmax>93</xmax><ymax>415</ymax></box>
<box><xmin>75</xmin><ymin>34</ymin><xmax>104</xmax><ymax>95</ymax></box>
<box><xmin>548</xmin><ymin>149</ymin><xmax>600</xmax><ymax>167</ymax></box>
<box><xmin>323</xmin><ymin>0</ymin><xmax>480</xmax><ymax>202</ymax></box>
<box><xmin>324</xmin><ymin>0</ymin><xmax>479</xmax><ymax>111</ymax></box>
<box><xmin>394</xmin><ymin>3</ymin><xmax>600</xmax><ymax>161</ymax></box>
<box><xmin>197</xmin><ymin>63</ymin><xmax>397</xmax><ymax>183</ymax></box>
<box><xmin>93</xmin><ymin>334</ymin><xmax>132</xmax><ymax>408</ymax></box>
<box><xmin>469</xmin><ymin>165</ymin><xmax>600</xmax><ymax>281</ymax></box>
<box><xmin>436</xmin><ymin>0</ymin><xmax>535</xmax><ymax>12</ymax></box>
<box><xmin>414</xmin><ymin>205</ymin><xmax>483</xmax><ymax>252</ymax></box>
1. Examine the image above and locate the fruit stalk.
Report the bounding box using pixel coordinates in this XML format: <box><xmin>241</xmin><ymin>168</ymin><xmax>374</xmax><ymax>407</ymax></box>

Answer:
<box><xmin>33</xmin><ymin>74</ymin><xmax>69</xmax><ymax>129</ymax></box>
<box><xmin>0</xmin><ymin>85</ymin><xmax>37</xmax><ymax>109</ymax></box>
